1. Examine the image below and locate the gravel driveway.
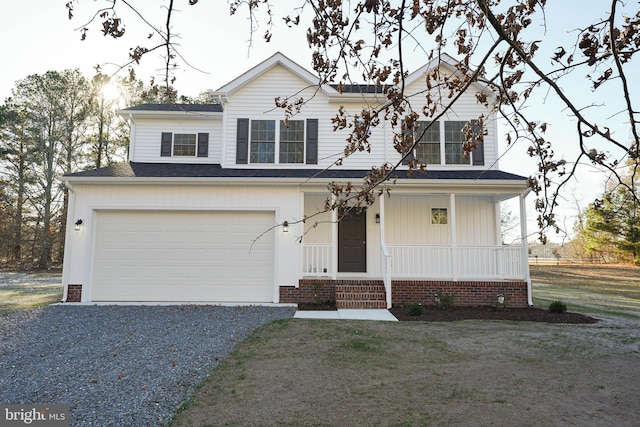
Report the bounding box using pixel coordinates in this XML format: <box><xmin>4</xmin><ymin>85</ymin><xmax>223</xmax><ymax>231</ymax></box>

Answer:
<box><xmin>0</xmin><ymin>303</ymin><xmax>295</xmax><ymax>426</ymax></box>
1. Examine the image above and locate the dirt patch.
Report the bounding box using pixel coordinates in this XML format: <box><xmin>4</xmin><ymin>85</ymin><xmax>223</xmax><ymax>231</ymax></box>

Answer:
<box><xmin>299</xmin><ymin>301</ymin><xmax>598</xmax><ymax>324</ymax></box>
<box><xmin>171</xmin><ymin>316</ymin><xmax>640</xmax><ymax>426</ymax></box>
<box><xmin>297</xmin><ymin>300</ymin><xmax>337</xmax><ymax>311</ymax></box>
<box><xmin>390</xmin><ymin>305</ymin><xmax>598</xmax><ymax>324</ymax></box>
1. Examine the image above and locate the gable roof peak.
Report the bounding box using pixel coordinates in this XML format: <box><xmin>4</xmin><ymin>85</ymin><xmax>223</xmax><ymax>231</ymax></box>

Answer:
<box><xmin>216</xmin><ymin>51</ymin><xmax>338</xmax><ymax>95</ymax></box>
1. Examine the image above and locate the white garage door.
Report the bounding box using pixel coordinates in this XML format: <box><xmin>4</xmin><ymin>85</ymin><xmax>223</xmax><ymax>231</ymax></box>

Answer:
<box><xmin>91</xmin><ymin>210</ymin><xmax>275</xmax><ymax>302</ymax></box>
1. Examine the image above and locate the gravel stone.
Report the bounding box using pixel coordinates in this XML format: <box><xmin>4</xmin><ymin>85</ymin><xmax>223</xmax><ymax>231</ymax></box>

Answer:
<box><xmin>0</xmin><ymin>304</ymin><xmax>295</xmax><ymax>426</ymax></box>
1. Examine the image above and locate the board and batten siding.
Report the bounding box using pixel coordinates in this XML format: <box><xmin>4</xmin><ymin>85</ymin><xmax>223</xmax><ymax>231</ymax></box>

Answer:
<box><xmin>455</xmin><ymin>196</ymin><xmax>499</xmax><ymax>246</ymax></box>
<box><xmin>130</xmin><ymin>118</ymin><xmax>223</xmax><ymax>163</ymax></box>
<box><xmin>222</xmin><ymin>63</ymin><xmax>498</xmax><ymax>170</ymax></box>
<box><xmin>303</xmin><ymin>193</ymin><xmax>333</xmax><ymax>244</ymax></box>
<box><xmin>64</xmin><ymin>183</ymin><xmax>303</xmax><ymax>301</ymax></box>
<box><xmin>382</xmin><ymin>194</ymin><xmax>496</xmax><ymax>246</ymax></box>
<box><xmin>384</xmin><ymin>195</ymin><xmax>452</xmax><ymax>245</ymax></box>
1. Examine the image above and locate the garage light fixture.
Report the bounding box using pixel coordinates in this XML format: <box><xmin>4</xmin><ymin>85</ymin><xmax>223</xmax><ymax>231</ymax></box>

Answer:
<box><xmin>375</xmin><ymin>213</ymin><xmax>380</xmax><ymax>223</ymax></box>
<box><xmin>283</xmin><ymin>221</ymin><xmax>289</xmax><ymax>232</ymax></box>
<box><xmin>74</xmin><ymin>219</ymin><xmax>83</xmax><ymax>231</ymax></box>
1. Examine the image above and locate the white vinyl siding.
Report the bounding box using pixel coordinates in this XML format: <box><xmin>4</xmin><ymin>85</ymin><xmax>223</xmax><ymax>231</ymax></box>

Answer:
<box><xmin>222</xmin><ymin>63</ymin><xmax>497</xmax><ymax>170</ymax></box>
<box><xmin>63</xmin><ymin>183</ymin><xmax>303</xmax><ymax>303</ymax></box>
<box><xmin>130</xmin><ymin>118</ymin><xmax>223</xmax><ymax>163</ymax></box>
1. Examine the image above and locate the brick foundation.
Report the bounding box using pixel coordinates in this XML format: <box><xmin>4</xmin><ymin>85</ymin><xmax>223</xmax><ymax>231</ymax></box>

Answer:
<box><xmin>280</xmin><ymin>280</ymin><xmax>337</xmax><ymax>304</ymax></box>
<box><xmin>66</xmin><ymin>284</ymin><xmax>82</xmax><ymax>302</ymax></box>
<box><xmin>391</xmin><ymin>280</ymin><xmax>528</xmax><ymax>307</ymax></box>
<box><xmin>280</xmin><ymin>279</ymin><xmax>529</xmax><ymax>308</ymax></box>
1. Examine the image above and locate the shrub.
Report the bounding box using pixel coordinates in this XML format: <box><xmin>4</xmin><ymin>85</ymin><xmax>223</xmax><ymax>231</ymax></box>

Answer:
<box><xmin>548</xmin><ymin>300</ymin><xmax>568</xmax><ymax>313</ymax></box>
<box><xmin>407</xmin><ymin>302</ymin><xmax>425</xmax><ymax>316</ymax></box>
<box><xmin>435</xmin><ymin>293</ymin><xmax>454</xmax><ymax>310</ymax></box>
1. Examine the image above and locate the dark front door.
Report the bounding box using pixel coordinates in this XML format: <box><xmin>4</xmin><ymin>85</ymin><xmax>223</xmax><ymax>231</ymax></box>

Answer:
<box><xmin>338</xmin><ymin>209</ymin><xmax>367</xmax><ymax>272</ymax></box>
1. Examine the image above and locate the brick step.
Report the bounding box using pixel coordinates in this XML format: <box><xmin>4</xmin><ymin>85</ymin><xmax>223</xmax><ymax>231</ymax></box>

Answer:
<box><xmin>336</xmin><ymin>299</ymin><xmax>387</xmax><ymax>309</ymax></box>
<box><xmin>335</xmin><ymin>282</ymin><xmax>387</xmax><ymax>309</ymax></box>
<box><xmin>336</xmin><ymin>291</ymin><xmax>386</xmax><ymax>300</ymax></box>
<box><xmin>335</xmin><ymin>283</ymin><xmax>385</xmax><ymax>292</ymax></box>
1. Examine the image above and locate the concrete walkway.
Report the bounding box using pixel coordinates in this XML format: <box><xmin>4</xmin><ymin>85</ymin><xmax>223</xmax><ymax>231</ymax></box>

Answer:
<box><xmin>294</xmin><ymin>309</ymin><xmax>398</xmax><ymax>321</ymax></box>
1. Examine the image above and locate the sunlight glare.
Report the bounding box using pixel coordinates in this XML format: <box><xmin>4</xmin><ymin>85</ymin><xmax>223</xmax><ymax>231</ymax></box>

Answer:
<box><xmin>101</xmin><ymin>82</ymin><xmax>121</xmax><ymax>104</ymax></box>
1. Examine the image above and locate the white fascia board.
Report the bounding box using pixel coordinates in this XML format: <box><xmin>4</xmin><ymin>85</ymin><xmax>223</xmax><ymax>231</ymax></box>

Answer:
<box><xmin>62</xmin><ymin>176</ymin><xmax>319</xmax><ymax>186</ymax></box>
<box><xmin>118</xmin><ymin>110</ymin><xmax>223</xmax><ymax>121</ymax></box>
<box><xmin>62</xmin><ymin>175</ymin><xmax>528</xmax><ymax>194</ymax></box>
<box><xmin>372</xmin><ymin>179</ymin><xmax>528</xmax><ymax>195</ymax></box>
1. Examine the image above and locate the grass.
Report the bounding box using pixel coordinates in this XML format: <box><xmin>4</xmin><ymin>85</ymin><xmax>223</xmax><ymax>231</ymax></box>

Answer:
<box><xmin>0</xmin><ymin>282</ymin><xmax>63</xmax><ymax>315</ymax></box>
<box><xmin>530</xmin><ymin>263</ymin><xmax>640</xmax><ymax>318</ymax></box>
<box><xmin>169</xmin><ymin>263</ymin><xmax>640</xmax><ymax>426</ymax></box>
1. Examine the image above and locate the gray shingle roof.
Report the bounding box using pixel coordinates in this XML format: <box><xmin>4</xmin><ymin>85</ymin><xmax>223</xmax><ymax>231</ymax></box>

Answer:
<box><xmin>65</xmin><ymin>162</ymin><xmax>527</xmax><ymax>181</ymax></box>
<box><xmin>330</xmin><ymin>84</ymin><xmax>388</xmax><ymax>94</ymax></box>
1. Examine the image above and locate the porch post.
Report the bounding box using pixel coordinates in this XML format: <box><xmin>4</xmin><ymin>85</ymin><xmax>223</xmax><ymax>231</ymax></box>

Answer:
<box><xmin>450</xmin><ymin>193</ymin><xmax>457</xmax><ymax>281</ymax></box>
<box><xmin>519</xmin><ymin>193</ymin><xmax>533</xmax><ymax>306</ymax></box>
<box><xmin>379</xmin><ymin>194</ymin><xmax>392</xmax><ymax>308</ymax></box>
<box><xmin>331</xmin><ymin>194</ymin><xmax>338</xmax><ymax>280</ymax></box>
<box><xmin>379</xmin><ymin>194</ymin><xmax>386</xmax><ymax>246</ymax></box>
<box><xmin>495</xmin><ymin>201</ymin><xmax>502</xmax><ymax>244</ymax></box>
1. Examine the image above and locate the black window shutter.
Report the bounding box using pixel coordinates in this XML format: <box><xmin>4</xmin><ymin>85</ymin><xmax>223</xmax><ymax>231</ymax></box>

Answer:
<box><xmin>161</xmin><ymin>132</ymin><xmax>172</xmax><ymax>157</ymax></box>
<box><xmin>197</xmin><ymin>133</ymin><xmax>209</xmax><ymax>157</ymax></box>
<box><xmin>306</xmin><ymin>119</ymin><xmax>318</xmax><ymax>164</ymax></box>
<box><xmin>471</xmin><ymin>120</ymin><xmax>484</xmax><ymax>166</ymax></box>
<box><xmin>401</xmin><ymin>121</ymin><xmax>414</xmax><ymax>165</ymax></box>
<box><xmin>236</xmin><ymin>118</ymin><xmax>249</xmax><ymax>164</ymax></box>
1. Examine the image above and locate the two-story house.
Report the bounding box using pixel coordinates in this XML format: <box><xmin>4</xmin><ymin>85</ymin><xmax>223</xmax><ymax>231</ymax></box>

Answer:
<box><xmin>61</xmin><ymin>52</ymin><xmax>532</xmax><ymax>308</ymax></box>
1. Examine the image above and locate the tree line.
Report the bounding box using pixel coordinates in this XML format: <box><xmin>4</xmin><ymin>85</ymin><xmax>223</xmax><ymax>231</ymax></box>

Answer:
<box><xmin>0</xmin><ymin>70</ymin><xmax>203</xmax><ymax>269</ymax></box>
<box><xmin>573</xmin><ymin>161</ymin><xmax>640</xmax><ymax>264</ymax></box>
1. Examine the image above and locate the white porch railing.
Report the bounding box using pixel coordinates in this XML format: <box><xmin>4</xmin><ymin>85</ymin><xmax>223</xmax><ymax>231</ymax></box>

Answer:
<box><xmin>387</xmin><ymin>245</ymin><xmax>524</xmax><ymax>280</ymax></box>
<box><xmin>302</xmin><ymin>244</ymin><xmax>332</xmax><ymax>276</ymax></box>
<box><xmin>302</xmin><ymin>244</ymin><xmax>524</xmax><ymax>280</ymax></box>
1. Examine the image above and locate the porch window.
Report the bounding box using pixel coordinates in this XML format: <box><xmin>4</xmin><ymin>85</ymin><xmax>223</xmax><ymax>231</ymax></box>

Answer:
<box><xmin>431</xmin><ymin>208</ymin><xmax>448</xmax><ymax>225</ymax></box>
<box><xmin>415</xmin><ymin>121</ymin><xmax>440</xmax><ymax>164</ymax></box>
<box><xmin>173</xmin><ymin>134</ymin><xmax>197</xmax><ymax>156</ymax></box>
<box><xmin>444</xmin><ymin>121</ymin><xmax>471</xmax><ymax>165</ymax></box>
<box><xmin>279</xmin><ymin>120</ymin><xmax>304</xmax><ymax>163</ymax></box>
<box><xmin>250</xmin><ymin>120</ymin><xmax>276</xmax><ymax>163</ymax></box>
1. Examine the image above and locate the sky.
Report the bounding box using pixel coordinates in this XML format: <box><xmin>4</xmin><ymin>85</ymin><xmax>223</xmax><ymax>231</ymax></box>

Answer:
<box><xmin>2</xmin><ymin>1</ymin><xmax>637</xmax><ymax>243</ymax></box>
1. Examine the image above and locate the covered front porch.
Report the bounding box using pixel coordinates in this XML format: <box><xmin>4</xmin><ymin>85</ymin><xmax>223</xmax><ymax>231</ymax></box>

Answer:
<box><xmin>282</xmin><ymin>185</ymin><xmax>531</xmax><ymax>308</ymax></box>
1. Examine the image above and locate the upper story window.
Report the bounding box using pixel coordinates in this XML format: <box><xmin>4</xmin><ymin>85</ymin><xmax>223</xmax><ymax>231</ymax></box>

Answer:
<box><xmin>173</xmin><ymin>134</ymin><xmax>196</xmax><ymax>156</ymax></box>
<box><xmin>279</xmin><ymin>120</ymin><xmax>305</xmax><ymax>163</ymax></box>
<box><xmin>250</xmin><ymin>120</ymin><xmax>304</xmax><ymax>164</ymax></box>
<box><xmin>409</xmin><ymin>120</ymin><xmax>484</xmax><ymax>166</ymax></box>
<box><xmin>250</xmin><ymin>120</ymin><xmax>276</xmax><ymax>163</ymax></box>
<box><xmin>415</xmin><ymin>121</ymin><xmax>440</xmax><ymax>164</ymax></box>
<box><xmin>237</xmin><ymin>118</ymin><xmax>318</xmax><ymax>165</ymax></box>
<box><xmin>444</xmin><ymin>121</ymin><xmax>470</xmax><ymax>165</ymax></box>
<box><xmin>161</xmin><ymin>132</ymin><xmax>209</xmax><ymax>158</ymax></box>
